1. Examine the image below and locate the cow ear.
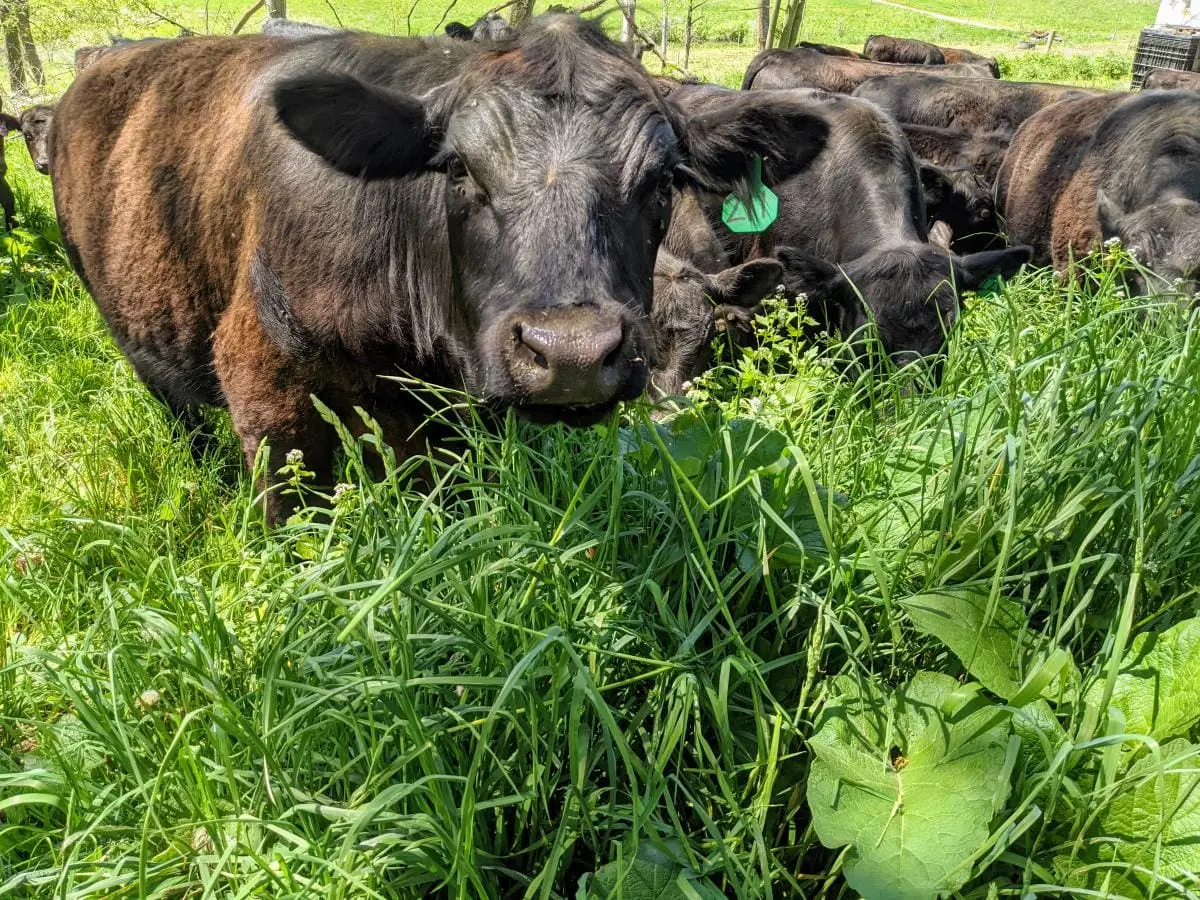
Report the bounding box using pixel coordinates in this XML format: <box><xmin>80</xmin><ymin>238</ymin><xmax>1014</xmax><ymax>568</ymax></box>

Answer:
<box><xmin>0</xmin><ymin>114</ymin><xmax>19</xmax><ymax>136</ymax></box>
<box><xmin>273</xmin><ymin>74</ymin><xmax>435</xmax><ymax>179</ymax></box>
<box><xmin>956</xmin><ymin>245</ymin><xmax>1032</xmax><ymax>289</ymax></box>
<box><xmin>929</xmin><ymin>220</ymin><xmax>953</xmax><ymax>250</ymax></box>
<box><xmin>673</xmin><ymin>91</ymin><xmax>830</xmax><ymax>191</ymax></box>
<box><xmin>445</xmin><ymin>22</ymin><xmax>472</xmax><ymax>39</ymax></box>
<box><xmin>918</xmin><ymin>163</ymin><xmax>951</xmax><ymax>207</ymax></box>
<box><xmin>709</xmin><ymin>258</ymin><xmax>783</xmax><ymax>306</ymax></box>
<box><xmin>1096</xmin><ymin>189</ymin><xmax>1124</xmax><ymax>237</ymax></box>
<box><xmin>775</xmin><ymin>246</ymin><xmax>839</xmax><ymax>295</ymax></box>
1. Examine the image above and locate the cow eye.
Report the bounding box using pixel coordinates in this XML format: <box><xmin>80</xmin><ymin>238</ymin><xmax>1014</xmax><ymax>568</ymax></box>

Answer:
<box><xmin>447</xmin><ymin>156</ymin><xmax>488</xmax><ymax>207</ymax></box>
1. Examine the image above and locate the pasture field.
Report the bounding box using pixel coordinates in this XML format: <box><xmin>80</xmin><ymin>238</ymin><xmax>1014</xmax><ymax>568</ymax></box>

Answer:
<box><xmin>4</xmin><ymin>4</ymin><xmax>1200</xmax><ymax>898</ymax></box>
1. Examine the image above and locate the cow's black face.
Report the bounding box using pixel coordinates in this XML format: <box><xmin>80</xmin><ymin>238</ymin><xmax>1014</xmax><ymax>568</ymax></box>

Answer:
<box><xmin>273</xmin><ymin>15</ymin><xmax>829</xmax><ymax>421</ymax></box>
<box><xmin>18</xmin><ymin>105</ymin><xmax>53</xmax><ymax>174</ymax></box>
<box><xmin>440</xmin><ymin>89</ymin><xmax>680</xmax><ymax>423</ymax></box>
<box><xmin>779</xmin><ymin>242</ymin><xmax>1030</xmax><ymax>368</ymax></box>
<box><xmin>1098</xmin><ymin>193</ymin><xmax>1200</xmax><ymax>299</ymax></box>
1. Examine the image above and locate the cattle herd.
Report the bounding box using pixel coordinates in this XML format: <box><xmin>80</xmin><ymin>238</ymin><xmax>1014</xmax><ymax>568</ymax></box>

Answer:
<box><xmin>4</xmin><ymin>15</ymin><xmax>1198</xmax><ymax>518</ymax></box>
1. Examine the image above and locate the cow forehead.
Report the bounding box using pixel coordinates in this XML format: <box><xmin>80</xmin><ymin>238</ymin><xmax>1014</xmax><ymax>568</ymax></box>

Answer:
<box><xmin>445</xmin><ymin>90</ymin><xmax>679</xmax><ymax>190</ymax></box>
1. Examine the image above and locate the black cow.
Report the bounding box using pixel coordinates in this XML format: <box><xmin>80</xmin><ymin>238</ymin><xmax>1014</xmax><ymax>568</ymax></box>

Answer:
<box><xmin>0</xmin><ymin>106</ymin><xmax>20</xmax><ymax>227</ymax></box>
<box><xmin>16</xmin><ymin>105</ymin><xmax>53</xmax><ymax>174</ymax></box>
<box><xmin>51</xmin><ymin>16</ymin><xmax>832</xmax><ymax>519</ymax></box>
<box><xmin>672</xmin><ymin>86</ymin><xmax>1030</xmax><ymax>370</ymax></box>
<box><xmin>919</xmin><ymin>163</ymin><xmax>999</xmax><ymax>252</ymax></box>
<box><xmin>445</xmin><ymin>13</ymin><xmax>515</xmax><ymax>41</ymax></box>
<box><xmin>864</xmin><ymin>35</ymin><xmax>945</xmax><ymax>65</ymax></box>
<box><xmin>853</xmin><ymin>72</ymin><xmax>1106</xmax><ymax>132</ymax></box>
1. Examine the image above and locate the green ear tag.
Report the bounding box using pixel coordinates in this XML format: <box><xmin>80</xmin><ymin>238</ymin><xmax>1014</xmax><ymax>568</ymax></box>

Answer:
<box><xmin>721</xmin><ymin>156</ymin><xmax>778</xmax><ymax>234</ymax></box>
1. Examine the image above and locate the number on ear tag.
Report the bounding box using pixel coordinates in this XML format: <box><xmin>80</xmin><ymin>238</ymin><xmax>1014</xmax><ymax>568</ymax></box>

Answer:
<box><xmin>721</xmin><ymin>156</ymin><xmax>778</xmax><ymax>234</ymax></box>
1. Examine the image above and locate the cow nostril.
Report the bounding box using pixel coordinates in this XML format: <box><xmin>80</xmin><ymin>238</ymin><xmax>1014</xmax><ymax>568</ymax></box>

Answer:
<box><xmin>533</xmin><ymin>351</ymin><xmax>549</xmax><ymax>369</ymax></box>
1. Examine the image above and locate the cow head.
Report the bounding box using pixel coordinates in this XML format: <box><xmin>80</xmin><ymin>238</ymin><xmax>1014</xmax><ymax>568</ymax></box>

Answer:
<box><xmin>1097</xmin><ymin>191</ymin><xmax>1200</xmax><ymax>298</ymax></box>
<box><xmin>650</xmin><ymin>250</ymin><xmax>782</xmax><ymax>398</ymax></box>
<box><xmin>17</xmin><ymin>105</ymin><xmax>53</xmax><ymax>175</ymax></box>
<box><xmin>776</xmin><ymin>240</ymin><xmax>1031</xmax><ymax>368</ymax></box>
<box><xmin>919</xmin><ymin>163</ymin><xmax>997</xmax><ymax>253</ymax></box>
<box><xmin>273</xmin><ymin>15</ymin><xmax>828</xmax><ymax>424</ymax></box>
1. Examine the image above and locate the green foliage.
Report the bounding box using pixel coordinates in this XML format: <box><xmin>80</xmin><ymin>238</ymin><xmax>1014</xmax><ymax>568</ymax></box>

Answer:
<box><xmin>1058</xmin><ymin>740</ymin><xmax>1200</xmax><ymax>895</ymax></box>
<box><xmin>1085</xmin><ymin>618</ymin><xmax>1200</xmax><ymax>742</ymax></box>
<box><xmin>997</xmin><ymin>51</ymin><xmax>1133</xmax><ymax>88</ymax></box>
<box><xmin>807</xmin><ymin>672</ymin><xmax>1013</xmax><ymax>899</ymax></box>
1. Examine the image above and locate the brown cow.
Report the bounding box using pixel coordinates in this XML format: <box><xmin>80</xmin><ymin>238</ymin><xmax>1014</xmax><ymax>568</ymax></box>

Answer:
<box><xmin>853</xmin><ymin>72</ymin><xmax>1106</xmax><ymax>132</ymax></box>
<box><xmin>742</xmin><ymin>47</ymin><xmax>995</xmax><ymax>94</ymax></box>
<box><xmin>864</xmin><ymin>35</ymin><xmax>945</xmax><ymax>65</ymax></box>
<box><xmin>51</xmin><ymin>18</ymin><xmax>831</xmax><ymax>520</ymax></box>
<box><xmin>942</xmin><ymin>46</ymin><xmax>1000</xmax><ymax>76</ymax></box>
<box><xmin>998</xmin><ymin>90</ymin><xmax>1200</xmax><ymax>294</ymax></box>
<box><xmin>1143</xmin><ymin>68</ymin><xmax>1200</xmax><ymax>91</ymax></box>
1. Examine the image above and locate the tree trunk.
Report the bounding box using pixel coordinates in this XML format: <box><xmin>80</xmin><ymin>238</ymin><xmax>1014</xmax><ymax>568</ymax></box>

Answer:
<box><xmin>777</xmin><ymin>0</ymin><xmax>806</xmax><ymax>48</ymax></box>
<box><xmin>510</xmin><ymin>0</ymin><xmax>535</xmax><ymax>26</ymax></box>
<box><xmin>756</xmin><ymin>0</ymin><xmax>769</xmax><ymax>50</ymax></box>
<box><xmin>618</xmin><ymin>0</ymin><xmax>636</xmax><ymax>46</ymax></box>
<box><xmin>660</xmin><ymin>0</ymin><xmax>668</xmax><ymax>59</ymax></box>
<box><xmin>13</xmin><ymin>0</ymin><xmax>39</xmax><ymax>88</ymax></box>
<box><xmin>1</xmin><ymin>5</ymin><xmax>24</xmax><ymax>96</ymax></box>
<box><xmin>683</xmin><ymin>0</ymin><xmax>693</xmax><ymax>69</ymax></box>
<box><xmin>264</xmin><ymin>0</ymin><xmax>286</xmax><ymax>17</ymax></box>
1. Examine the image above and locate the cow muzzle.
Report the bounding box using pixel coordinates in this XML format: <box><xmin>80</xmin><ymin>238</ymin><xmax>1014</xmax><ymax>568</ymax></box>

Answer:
<box><xmin>503</xmin><ymin>304</ymin><xmax>647</xmax><ymax>420</ymax></box>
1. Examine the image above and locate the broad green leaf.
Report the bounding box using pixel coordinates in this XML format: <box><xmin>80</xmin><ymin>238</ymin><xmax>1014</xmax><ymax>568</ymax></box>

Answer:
<box><xmin>1057</xmin><ymin>740</ymin><xmax>1200</xmax><ymax>896</ymax></box>
<box><xmin>899</xmin><ymin>587</ymin><xmax>1078</xmax><ymax>706</ymax></box>
<box><xmin>582</xmin><ymin>844</ymin><xmax>720</xmax><ymax>900</ymax></box>
<box><xmin>1085</xmin><ymin>617</ymin><xmax>1200</xmax><ymax>741</ymax></box>
<box><xmin>807</xmin><ymin>672</ymin><xmax>1012</xmax><ymax>900</ymax></box>
<box><xmin>900</xmin><ymin>588</ymin><xmax>1027</xmax><ymax>699</ymax></box>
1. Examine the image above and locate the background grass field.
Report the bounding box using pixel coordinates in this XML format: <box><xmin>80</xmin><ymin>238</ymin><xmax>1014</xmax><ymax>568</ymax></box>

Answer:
<box><xmin>5</xmin><ymin>0</ymin><xmax>1200</xmax><ymax>897</ymax></box>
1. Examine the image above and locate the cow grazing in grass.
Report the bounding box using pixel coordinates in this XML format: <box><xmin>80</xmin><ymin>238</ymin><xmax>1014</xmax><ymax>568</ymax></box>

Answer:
<box><xmin>864</xmin><ymin>35</ymin><xmax>944</xmax><ymax>65</ymax></box>
<box><xmin>670</xmin><ymin>85</ymin><xmax>1031</xmax><ymax>370</ymax></box>
<box><xmin>16</xmin><ymin>105</ymin><xmax>53</xmax><ymax>174</ymax></box>
<box><xmin>853</xmin><ymin>72</ymin><xmax>1106</xmax><ymax>132</ymax></box>
<box><xmin>742</xmin><ymin>47</ymin><xmax>996</xmax><ymax>94</ymax></box>
<box><xmin>917</xmin><ymin>162</ymin><xmax>1000</xmax><ymax>252</ymax></box>
<box><xmin>51</xmin><ymin>16</ymin><xmax>831</xmax><ymax>520</ymax></box>
<box><xmin>1143</xmin><ymin>68</ymin><xmax>1200</xmax><ymax>91</ymax></box>
<box><xmin>900</xmin><ymin>123</ymin><xmax>1012</xmax><ymax>184</ymax></box>
<box><xmin>998</xmin><ymin>90</ymin><xmax>1200</xmax><ymax>295</ymax></box>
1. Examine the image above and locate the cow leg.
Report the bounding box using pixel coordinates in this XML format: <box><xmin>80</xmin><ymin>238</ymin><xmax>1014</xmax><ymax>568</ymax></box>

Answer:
<box><xmin>0</xmin><ymin>179</ymin><xmax>15</xmax><ymax>230</ymax></box>
<box><xmin>213</xmin><ymin>300</ymin><xmax>336</xmax><ymax>523</ymax></box>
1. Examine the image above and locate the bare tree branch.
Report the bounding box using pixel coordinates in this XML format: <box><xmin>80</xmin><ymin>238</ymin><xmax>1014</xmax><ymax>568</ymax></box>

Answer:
<box><xmin>484</xmin><ymin>0</ymin><xmax>523</xmax><ymax>15</ymax></box>
<box><xmin>232</xmin><ymin>0</ymin><xmax>265</xmax><ymax>34</ymax></box>
<box><xmin>612</xmin><ymin>2</ymin><xmax>694</xmax><ymax>77</ymax></box>
<box><xmin>322</xmin><ymin>0</ymin><xmax>344</xmax><ymax>27</ymax></box>
<box><xmin>433</xmin><ymin>0</ymin><xmax>462</xmax><ymax>34</ymax></box>
<box><xmin>135</xmin><ymin>0</ymin><xmax>193</xmax><ymax>34</ymax></box>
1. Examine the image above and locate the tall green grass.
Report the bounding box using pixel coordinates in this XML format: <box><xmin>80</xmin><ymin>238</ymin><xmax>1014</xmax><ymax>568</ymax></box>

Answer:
<box><xmin>3</xmin><ymin>131</ymin><xmax>1200</xmax><ymax>897</ymax></box>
